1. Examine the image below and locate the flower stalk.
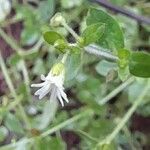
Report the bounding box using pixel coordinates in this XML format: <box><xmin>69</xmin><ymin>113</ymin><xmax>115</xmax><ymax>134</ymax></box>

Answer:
<box><xmin>99</xmin><ymin>77</ymin><xmax>135</xmax><ymax>105</ymax></box>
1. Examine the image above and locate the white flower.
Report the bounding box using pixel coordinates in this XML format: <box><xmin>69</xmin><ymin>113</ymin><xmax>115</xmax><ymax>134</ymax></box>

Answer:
<box><xmin>31</xmin><ymin>63</ymin><xmax>69</xmax><ymax>107</ymax></box>
<box><xmin>0</xmin><ymin>0</ymin><xmax>11</xmax><ymax>22</ymax></box>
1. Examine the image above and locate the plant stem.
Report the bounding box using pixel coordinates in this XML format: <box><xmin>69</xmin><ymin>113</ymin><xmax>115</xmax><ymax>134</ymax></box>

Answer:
<box><xmin>59</xmin><ymin>20</ymin><xmax>118</xmax><ymax>61</ymax></box>
<box><xmin>84</xmin><ymin>44</ymin><xmax>118</xmax><ymax>61</ymax></box>
<box><xmin>19</xmin><ymin>37</ymin><xmax>43</xmax><ymax>56</ymax></box>
<box><xmin>0</xmin><ymin>28</ymin><xmax>43</xmax><ymax>56</ymax></box>
<box><xmin>0</xmin><ymin>28</ymin><xmax>24</xmax><ymax>54</ymax></box>
<box><xmin>94</xmin><ymin>0</ymin><xmax>150</xmax><ymax>25</ymax></box>
<box><xmin>41</xmin><ymin>109</ymin><xmax>92</xmax><ymax>137</ymax></box>
<box><xmin>61</xmin><ymin>21</ymin><xmax>80</xmax><ymax>41</ymax></box>
<box><xmin>0</xmin><ymin>15</ymin><xmax>23</xmax><ymax>27</ymax></box>
<box><xmin>76</xmin><ymin>130</ymin><xmax>98</xmax><ymax>142</ymax></box>
<box><xmin>20</xmin><ymin>60</ymin><xmax>31</xmax><ymax>98</ymax></box>
<box><xmin>97</xmin><ymin>80</ymin><xmax>150</xmax><ymax>146</ymax></box>
<box><xmin>99</xmin><ymin>77</ymin><xmax>135</xmax><ymax>105</ymax></box>
<box><xmin>61</xmin><ymin>51</ymin><xmax>69</xmax><ymax>63</ymax></box>
<box><xmin>0</xmin><ymin>52</ymin><xmax>31</xmax><ymax>130</ymax></box>
<box><xmin>0</xmin><ymin>109</ymin><xmax>92</xmax><ymax>150</ymax></box>
<box><xmin>0</xmin><ymin>53</ymin><xmax>16</xmax><ymax>98</ymax></box>
<box><xmin>0</xmin><ymin>28</ymin><xmax>31</xmax><ymax>99</ymax></box>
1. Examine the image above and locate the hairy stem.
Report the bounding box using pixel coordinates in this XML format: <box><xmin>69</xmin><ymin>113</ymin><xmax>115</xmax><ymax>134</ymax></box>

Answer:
<box><xmin>84</xmin><ymin>44</ymin><xmax>118</xmax><ymax>61</ymax></box>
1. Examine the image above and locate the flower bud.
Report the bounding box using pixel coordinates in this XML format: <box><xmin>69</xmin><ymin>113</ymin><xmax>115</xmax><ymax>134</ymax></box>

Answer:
<box><xmin>50</xmin><ymin>13</ymin><xmax>65</xmax><ymax>27</ymax></box>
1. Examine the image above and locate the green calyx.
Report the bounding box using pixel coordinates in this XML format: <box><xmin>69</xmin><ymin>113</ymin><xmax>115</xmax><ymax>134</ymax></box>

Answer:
<box><xmin>51</xmin><ymin>63</ymin><xmax>65</xmax><ymax>76</ymax></box>
<box><xmin>54</xmin><ymin>39</ymin><xmax>68</xmax><ymax>53</ymax></box>
<box><xmin>50</xmin><ymin>13</ymin><xmax>65</xmax><ymax>27</ymax></box>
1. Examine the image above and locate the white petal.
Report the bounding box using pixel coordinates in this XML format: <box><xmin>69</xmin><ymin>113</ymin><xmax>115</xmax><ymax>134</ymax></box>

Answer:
<box><xmin>41</xmin><ymin>74</ymin><xmax>46</xmax><ymax>81</ymax></box>
<box><xmin>34</xmin><ymin>83</ymin><xmax>50</xmax><ymax>96</ymax></box>
<box><xmin>46</xmin><ymin>72</ymin><xmax>52</xmax><ymax>80</ymax></box>
<box><xmin>59</xmin><ymin>88</ymin><xmax>69</xmax><ymax>103</ymax></box>
<box><xmin>31</xmin><ymin>82</ymin><xmax>46</xmax><ymax>88</ymax></box>
<box><xmin>38</xmin><ymin>84</ymin><xmax>51</xmax><ymax>99</ymax></box>
<box><xmin>57</xmin><ymin>90</ymin><xmax>64</xmax><ymax>107</ymax></box>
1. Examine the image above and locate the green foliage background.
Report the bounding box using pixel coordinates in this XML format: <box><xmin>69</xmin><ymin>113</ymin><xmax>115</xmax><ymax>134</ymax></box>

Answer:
<box><xmin>0</xmin><ymin>0</ymin><xmax>150</xmax><ymax>150</ymax></box>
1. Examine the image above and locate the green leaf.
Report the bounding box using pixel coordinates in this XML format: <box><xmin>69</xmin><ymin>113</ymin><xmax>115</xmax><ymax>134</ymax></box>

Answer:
<box><xmin>8</xmin><ymin>53</ymin><xmax>21</xmax><ymax>66</ymax></box>
<box><xmin>0</xmin><ymin>126</ymin><xmax>8</xmax><ymax>142</ymax></box>
<box><xmin>5</xmin><ymin>113</ymin><xmax>24</xmax><ymax>134</ymax></box>
<box><xmin>43</xmin><ymin>31</ymin><xmax>65</xmax><ymax>45</ymax></box>
<box><xmin>16</xmin><ymin>138</ymin><xmax>30</xmax><ymax>150</ymax></box>
<box><xmin>128</xmin><ymin>79</ymin><xmax>148</xmax><ymax>104</ymax></box>
<box><xmin>48</xmin><ymin>137</ymin><xmax>66</xmax><ymax>150</ymax></box>
<box><xmin>86</xmin><ymin>8</ymin><xmax>124</xmax><ymax>50</ymax></box>
<box><xmin>129</xmin><ymin>52</ymin><xmax>150</xmax><ymax>77</ymax></box>
<box><xmin>95</xmin><ymin>60</ymin><xmax>117</xmax><ymax>76</ymax></box>
<box><xmin>37</xmin><ymin>100</ymin><xmax>58</xmax><ymax>130</ymax></box>
<box><xmin>16</xmin><ymin>5</ymin><xmax>40</xmax><ymax>45</ymax></box>
<box><xmin>65</xmin><ymin>53</ymin><xmax>81</xmax><ymax>81</ymax></box>
<box><xmin>38</xmin><ymin>0</ymin><xmax>55</xmax><ymax>22</ymax></box>
<box><xmin>33</xmin><ymin>58</ymin><xmax>46</xmax><ymax>75</ymax></box>
<box><xmin>21</xmin><ymin>27</ymin><xmax>39</xmax><ymax>45</ymax></box>
<box><xmin>82</xmin><ymin>23</ymin><xmax>105</xmax><ymax>46</ymax></box>
<box><xmin>34</xmin><ymin>137</ymin><xmax>66</xmax><ymax>150</ymax></box>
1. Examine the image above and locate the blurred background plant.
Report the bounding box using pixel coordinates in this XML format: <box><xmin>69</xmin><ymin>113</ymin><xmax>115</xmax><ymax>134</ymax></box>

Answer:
<box><xmin>0</xmin><ymin>0</ymin><xmax>150</xmax><ymax>150</ymax></box>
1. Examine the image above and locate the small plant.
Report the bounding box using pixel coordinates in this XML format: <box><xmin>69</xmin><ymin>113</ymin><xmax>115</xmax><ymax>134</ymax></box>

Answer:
<box><xmin>0</xmin><ymin>0</ymin><xmax>150</xmax><ymax>149</ymax></box>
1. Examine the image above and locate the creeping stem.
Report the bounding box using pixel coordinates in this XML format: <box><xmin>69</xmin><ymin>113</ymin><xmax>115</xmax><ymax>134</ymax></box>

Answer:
<box><xmin>0</xmin><ymin>51</ymin><xmax>31</xmax><ymax>129</ymax></box>
<box><xmin>97</xmin><ymin>80</ymin><xmax>150</xmax><ymax>147</ymax></box>
<box><xmin>99</xmin><ymin>77</ymin><xmax>135</xmax><ymax>105</ymax></box>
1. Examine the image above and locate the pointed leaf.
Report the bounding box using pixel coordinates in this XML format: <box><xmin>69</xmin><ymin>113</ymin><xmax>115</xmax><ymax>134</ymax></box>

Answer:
<box><xmin>82</xmin><ymin>23</ymin><xmax>105</xmax><ymax>46</ymax></box>
<box><xmin>43</xmin><ymin>31</ymin><xmax>65</xmax><ymax>45</ymax></box>
<box><xmin>129</xmin><ymin>52</ymin><xmax>150</xmax><ymax>77</ymax></box>
<box><xmin>86</xmin><ymin>8</ymin><xmax>124</xmax><ymax>50</ymax></box>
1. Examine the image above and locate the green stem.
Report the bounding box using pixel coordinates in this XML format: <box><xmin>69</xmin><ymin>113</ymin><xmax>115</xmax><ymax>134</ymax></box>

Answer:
<box><xmin>84</xmin><ymin>44</ymin><xmax>118</xmax><ymax>61</ymax></box>
<box><xmin>61</xmin><ymin>21</ymin><xmax>80</xmax><ymax>41</ymax></box>
<box><xmin>76</xmin><ymin>130</ymin><xmax>98</xmax><ymax>142</ymax></box>
<box><xmin>0</xmin><ymin>15</ymin><xmax>23</xmax><ymax>27</ymax></box>
<box><xmin>97</xmin><ymin>80</ymin><xmax>150</xmax><ymax>146</ymax></box>
<box><xmin>99</xmin><ymin>77</ymin><xmax>135</xmax><ymax>105</ymax></box>
<box><xmin>55</xmin><ymin>20</ymin><xmax>118</xmax><ymax>62</ymax></box>
<box><xmin>0</xmin><ymin>28</ymin><xmax>31</xmax><ymax>99</ymax></box>
<box><xmin>0</xmin><ymin>28</ymin><xmax>24</xmax><ymax>54</ymax></box>
<box><xmin>0</xmin><ymin>53</ymin><xmax>17</xmax><ymax>98</ymax></box>
<box><xmin>61</xmin><ymin>51</ymin><xmax>69</xmax><ymax>63</ymax></box>
<box><xmin>0</xmin><ymin>28</ymin><xmax>43</xmax><ymax>56</ymax></box>
<box><xmin>19</xmin><ymin>37</ymin><xmax>43</xmax><ymax>56</ymax></box>
<box><xmin>41</xmin><ymin>109</ymin><xmax>92</xmax><ymax>137</ymax></box>
<box><xmin>0</xmin><ymin>52</ymin><xmax>31</xmax><ymax>130</ymax></box>
<box><xmin>0</xmin><ymin>109</ymin><xmax>92</xmax><ymax>150</ymax></box>
<box><xmin>20</xmin><ymin>60</ymin><xmax>31</xmax><ymax>98</ymax></box>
